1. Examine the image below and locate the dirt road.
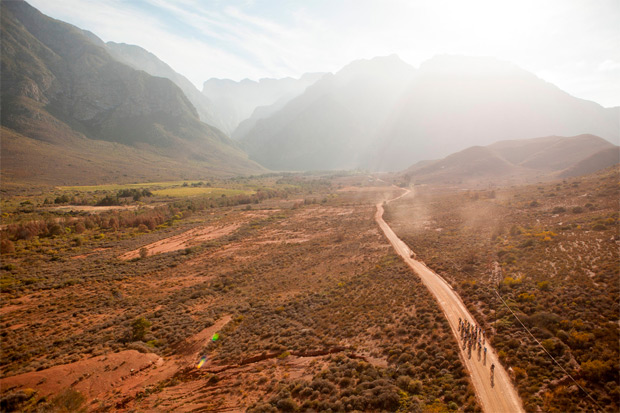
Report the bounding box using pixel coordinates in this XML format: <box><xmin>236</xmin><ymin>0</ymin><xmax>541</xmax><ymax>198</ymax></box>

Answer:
<box><xmin>376</xmin><ymin>188</ymin><xmax>524</xmax><ymax>413</ymax></box>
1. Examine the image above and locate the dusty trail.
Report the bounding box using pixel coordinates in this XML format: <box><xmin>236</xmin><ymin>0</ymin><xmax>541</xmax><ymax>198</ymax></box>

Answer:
<box><xmin>376</xmin><ymin>187</ymin><xmax>524</xmax><ymax>413</ymax></box>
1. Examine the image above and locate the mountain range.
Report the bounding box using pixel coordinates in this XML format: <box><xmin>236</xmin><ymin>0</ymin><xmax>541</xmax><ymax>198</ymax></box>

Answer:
<box><xmin>0</xmin><ymin>0</ymin><xmax>262</xmax><ymax>185</ymax></box>
<box><xmin>237</xmin><ymin>55</ymin><xmax>416</xmax><ymax>170</ymax></box>
<box><xmin>238</xmin><ymin>55</ymin><xmax>618</xmax><ymax>172</ymax></box>
<box><xmin>202</xmin><ymin>73</ymin><xmax>325</xmax><ymax>135</ymax></box>
<box><xmin>401</xmin><ymin>134</ymin><xmax>619</xmax><ymax>185</ymax></box>
<box><xmin>1</xmin><ymin>1</ymin><xmax>618</xmax><ymax>186</ymax></box>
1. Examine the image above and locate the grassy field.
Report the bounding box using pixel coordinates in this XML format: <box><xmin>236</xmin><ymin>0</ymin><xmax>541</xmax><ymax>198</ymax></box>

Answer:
<box><xmin>151</xmin><ymin>187</ymin><xmax>254</xmax><ymax>198</ymax></box>
<box><xmin>0</xmin><ymin>177</ymin><xmax>294</xmax><ymax>225</ymax></box>
<box><xmin>58</xmin><ymin>181</ymin><xmax>209</xmax><ymax>192</ymax></box>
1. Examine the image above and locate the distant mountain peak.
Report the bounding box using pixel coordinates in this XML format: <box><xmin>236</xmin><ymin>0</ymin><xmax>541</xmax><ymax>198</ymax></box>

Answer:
<box><xmin>201</xmin><ymin>73</ymin><xmax>325</xmax><ymax>134</ymax></box>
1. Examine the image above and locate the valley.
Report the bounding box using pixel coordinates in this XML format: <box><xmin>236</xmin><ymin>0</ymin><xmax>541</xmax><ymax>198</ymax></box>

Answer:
<box><xmin>1</xmin><ymin>168</ymin><xmax>617</xmax><ymax>412</ymax></box>
<box><xmin>1</xmin><ymin>1</ymin><xmax>618</xmax><ymax>412</ymax></box>
<box><xmin>2</xmin><ymin>175</ymin><xmax>482</xmax><ymax>411</ymax></box>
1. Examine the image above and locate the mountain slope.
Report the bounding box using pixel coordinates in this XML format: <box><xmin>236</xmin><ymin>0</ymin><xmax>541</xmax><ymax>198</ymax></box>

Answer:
<box><xmin>488</xmin><ymin>134</ymin><xmax>613</xmax><ymax>170</ymax></box>
<box><xmin>239</xmin><ymin>55</ymin><xmax>416</xmax><ymax>170</ymax></box>
<box><xmin>402</xmin><ymin>134</ymin><xmax>618</xmax><ymax>185</ymax></box>
<box><xmin>0</xmin><ymin>0</ymin><xmax>262</xmax><ymax>184</ymax></box>
<box><xmin>105</xmin><ymin>41</ymin><xmax>223</xmax><ymax>131</ymax></box>
<box><xmin>559</xmin><ymin>147</ymin><xmax>620</xmax><ymax>178</ymax></box>
<box><xmin>202</xmin><ymin>73</ymin><xmax>324</xmax><ymax>135</ymax></box>
<box><xmin>373</xmin><ymin>55</ymin><xmax>620</xmax><ymax>171</ymax></box>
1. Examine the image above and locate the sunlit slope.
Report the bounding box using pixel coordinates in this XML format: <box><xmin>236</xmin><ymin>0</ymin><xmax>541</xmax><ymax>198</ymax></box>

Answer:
<box><xmin>373</xmin><ymin>55</ymin><xmax>620</xmax><ymax>171</ymax></box>
<box><xmin>402</xmin><ymin>134</ymin><xmax>618</xmax><ymax>185</ymax></box>
<box><xmin>239</xmin><ymin>55</ymin><xmax>416</xmax><ymax>171</ymax></box>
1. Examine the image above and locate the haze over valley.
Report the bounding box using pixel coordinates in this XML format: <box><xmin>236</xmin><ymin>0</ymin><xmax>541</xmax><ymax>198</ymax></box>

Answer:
<box><xmin>1</xmin><ymin>1</ymin><xmax>618</xmax><ymax>412</ymax></box>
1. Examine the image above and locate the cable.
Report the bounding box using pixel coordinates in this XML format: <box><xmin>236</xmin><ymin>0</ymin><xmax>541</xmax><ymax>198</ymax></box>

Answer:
<box><xmin>494</xmin><ymin>290</ymin><xmax>605</xmax><ymax>412</ymax></box>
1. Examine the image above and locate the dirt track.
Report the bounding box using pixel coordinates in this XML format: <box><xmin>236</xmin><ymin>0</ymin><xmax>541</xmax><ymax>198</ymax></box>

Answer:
<box><xmin>376</xmin><ymin>187</ymin><xmax>524</xmax><ymax>413</ymax></box>
<box><xmin>119</xmin><ymin>223</ymin><xmax>239</xmax><ymax>260</ymax></box>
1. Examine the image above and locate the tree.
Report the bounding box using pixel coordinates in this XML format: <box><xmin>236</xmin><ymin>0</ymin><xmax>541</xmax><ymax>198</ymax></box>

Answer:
<box><xmin>131</xmin><ymin>317</ymin><xmax>151</xmax><ymax>341</ymax></box>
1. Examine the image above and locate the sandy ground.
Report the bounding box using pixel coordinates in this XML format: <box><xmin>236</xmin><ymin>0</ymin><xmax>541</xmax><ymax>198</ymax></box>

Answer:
<box><xmin>0</xmin><ymin>315</ymin><xmax>233</xmax><ymax>409</ymax></box>
<box><xmin>376</xmin><ymin>187</ymin><xmax>525</xmax><ymax>413</ymax></box>
<box><xmin>119</xmin><ymin>224</ymin><xmax>239</xmax><ymax>260</ymax></box>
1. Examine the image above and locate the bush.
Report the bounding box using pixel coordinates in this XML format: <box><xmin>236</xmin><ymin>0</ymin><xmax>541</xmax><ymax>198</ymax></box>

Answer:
<box><xmin>275</xmin><ymin>397</ymin><xmax>298</xmax><ymax>411</ymax></box>
<box><xmin>74</xmin><ymin>222</ymin><xmax>86</xmax><ymax>234</ymax></box>
<box><xmin>0</xmin><ymin>390</ymin><xmax>36</xmax><ymax>412</ymax></box>
<box><xmin>51</xmin><ymin>388</ymin><xmax>86</xmax><ymax>412</ymax></box>
<box><xmin>131</xmin><ymin>317</ymin><xmax>151</xmax><ymax>341</ymax></box>
<box><xmin>54</xmin><ymin>194</ymin><xmax>70</xmax><ymax>204</ymax></box>
<box><xmin>48</xmin><ymin>224</ymin><xmax>64</xmax><ymax>236</ymax></box>
<box><xmin>581</xmin><ymin>359</ymin><xmax>613</xmax><ymax>381</ymax></box>
<box><xmin>248</xmin><ymin>402</ymin><xmax>277</xmax><ymax>413</ymax></box>
<box><xmin>541</xmin><ymin>338</ymin><xmax>564</xmax><ymax>357</ymax></box>
<box><xmin>1</xmin><ymin>239</ymin><xmax>15</xmax><ymax>254</ymax></box>
<box><xmin>96</xmin><ymin>195</ymin><xmax>119</xmax><ymax>206</ymax></box>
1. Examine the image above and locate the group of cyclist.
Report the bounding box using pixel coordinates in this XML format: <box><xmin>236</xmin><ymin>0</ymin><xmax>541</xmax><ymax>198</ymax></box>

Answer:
<box><xmin>458</xmin><ymin>317</ymin><xmax>494</xmax><ymax>382</ymax></box>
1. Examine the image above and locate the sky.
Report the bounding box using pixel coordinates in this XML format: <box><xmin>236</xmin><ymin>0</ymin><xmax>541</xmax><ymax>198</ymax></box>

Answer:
<box><xmin>28</xmin><ymin>0</ymin><xmax>620</xmax><ymax>107</ymax></box>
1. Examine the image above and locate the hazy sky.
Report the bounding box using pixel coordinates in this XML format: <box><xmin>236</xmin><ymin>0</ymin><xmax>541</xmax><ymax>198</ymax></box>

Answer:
<box><xmin>29</xmin><ymin>0</ymin><xmax>620</xmax><ymax>107</ymax></box>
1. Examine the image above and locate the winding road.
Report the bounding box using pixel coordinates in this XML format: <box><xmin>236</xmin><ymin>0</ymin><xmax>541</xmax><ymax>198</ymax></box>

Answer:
<box><xmin>376</xmin><ymin>187</ymin><xmax>524</xmax><ymax>413</ymax></box>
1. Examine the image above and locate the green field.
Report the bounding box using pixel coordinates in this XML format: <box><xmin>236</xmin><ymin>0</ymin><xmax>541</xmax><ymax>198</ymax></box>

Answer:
<box><xmin>151</xmin><ymin>187</ymin><xmax>254</xmax><ymax>197</ymax></box>
<box><xmin>58</xmin><ymin>181</ymin><xmax>208</xmax><ymax>192</ymax></box>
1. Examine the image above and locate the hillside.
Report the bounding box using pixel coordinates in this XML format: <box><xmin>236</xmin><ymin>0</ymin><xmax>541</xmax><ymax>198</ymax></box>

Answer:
<box><xmin>402</xmin><ymin>134</ymin><xmax>618</xmax><ymax>185</ymax></box>
<box><xmin>202</xmin><ymin>73</ymin><xmax>324</xmax><ymax>135</ymax></box>
<box><xmin>239</xmin><ymin>55</ymin><xmax>416</xmax><ymax>170</ymax></box>
<box><xmin>105</xmin><ymin>41</ymin><xmax>223</xmax><ymax>132</ymax></box>
<box><xmin>0</xmin><ymin>0</ymin><xmax>262</xmax><ymax>185</ymax></box>
<box><xmin>372</xmin><ymin>55</ymin><xmax>620</xmax><ymax>171</ymax></box>
<box><xmin>559</xmin><ymin>146</ymin><xmax>620</xmax><ymax>178</ymax></box>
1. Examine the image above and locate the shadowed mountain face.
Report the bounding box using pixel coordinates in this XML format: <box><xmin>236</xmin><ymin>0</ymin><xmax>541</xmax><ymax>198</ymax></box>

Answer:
<box><xmin>402</xmin><ymin>134</ymin><xmax>618</xmax><ymax>185</ymax></box>
<box><xmin>238</xmin><ymin>55</ymin><xmax>416</xmax><ymax>171</ymax></box>
<box><xmin>202</xmin><ymin>73</ymin><xmax>325</xmax><ymax>136</ymax></box>
<box><xmin>105</xmin><ymin>41</ymin><xmax>223</xmax><ymax>132</ymax></box>
<box><xmin>0</xmin><ymin>1</ymin><xmax>262</xmax><ymax>184</ymax></box>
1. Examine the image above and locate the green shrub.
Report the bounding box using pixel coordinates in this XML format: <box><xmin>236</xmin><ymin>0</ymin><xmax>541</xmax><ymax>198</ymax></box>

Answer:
<box><xmin>131</xmin><ymin>317</ymin><xmax>152</xmax><ymax>341</ymax></box>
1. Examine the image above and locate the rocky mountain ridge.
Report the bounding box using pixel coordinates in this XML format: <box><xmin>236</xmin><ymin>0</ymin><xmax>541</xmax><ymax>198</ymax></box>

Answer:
<box><xmin>0</xmin><ymin>0</ymin><xmax>262</xmax><ymax>184</ymax></box>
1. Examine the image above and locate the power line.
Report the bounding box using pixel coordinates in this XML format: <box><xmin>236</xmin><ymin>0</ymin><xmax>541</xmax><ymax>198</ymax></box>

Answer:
<box><xmin>494</xmin><ymin>290</ymin><xmax>605</xmax><ymax>412</ymax></box>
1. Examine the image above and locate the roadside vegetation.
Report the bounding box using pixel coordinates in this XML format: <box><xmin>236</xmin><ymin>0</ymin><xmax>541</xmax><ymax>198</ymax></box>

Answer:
<box><xmin>384</xmin><ymin>167</ymin><xmax>620</xmax><ymax>412</ymax></box>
